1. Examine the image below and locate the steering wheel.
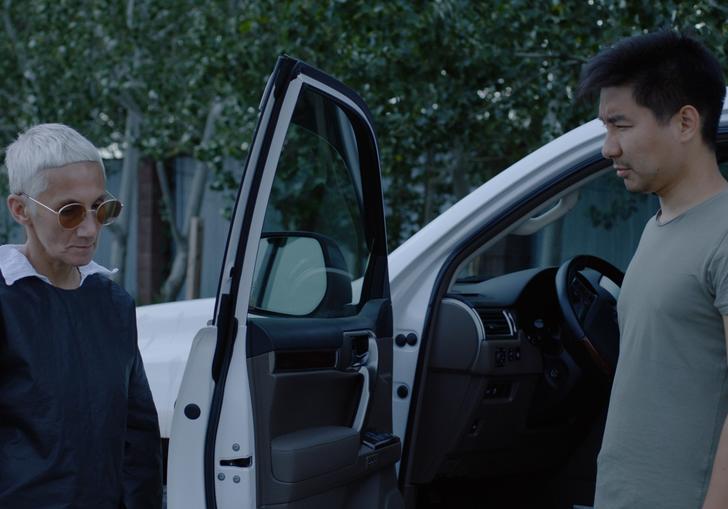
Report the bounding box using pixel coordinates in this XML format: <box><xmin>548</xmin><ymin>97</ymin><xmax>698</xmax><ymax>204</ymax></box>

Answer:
<box><xmin>555</xmin><ymin>255</ymin><xmax>624</xmax><ymax>378</ymax></box>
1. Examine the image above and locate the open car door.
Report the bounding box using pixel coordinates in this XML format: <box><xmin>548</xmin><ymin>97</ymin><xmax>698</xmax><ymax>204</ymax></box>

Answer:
<box><xmin>167</xmin><ymin>56</ymin><xmax>403</xmax><ymax>509</ymax></box>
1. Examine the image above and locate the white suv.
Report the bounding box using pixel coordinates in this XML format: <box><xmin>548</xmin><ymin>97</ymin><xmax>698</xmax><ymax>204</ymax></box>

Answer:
<box><xmin>137</xmin><ymin>56</ymin><xmax>728</xmax><ymax>509</ymax></box>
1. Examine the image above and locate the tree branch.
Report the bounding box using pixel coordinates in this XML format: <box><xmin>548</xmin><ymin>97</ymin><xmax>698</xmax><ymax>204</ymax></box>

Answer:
<box><xmin>108</xmin><ymin>107</ymin><xmax>141</xmax><ymax>283</ymax></box>
<box><xmin>118</xmin><ymin>90</ymin><xmax>142</xmax><ymax>116</ymax></box>
<box><xmin>155</xmin><ymin>160</ymin><xmax>184</xmax><ymax>247</ymax></box>
<box><xmin>0</xmin><ymin>124</ymin><xmax>20</xmax><ymax>135</ymax></box>
<box><xmin>107</xmin><ymin>222</ymin><xmax>122</xmax><ymax>237</ymax></box>
<box><xmin>0</xmin><ymin>88</ymin><xmax>25</xmax><ymax>107</ymax></box>
<box><xmin>514</xmin><ymin>51</ymin><xmax>588</xmax><ymax>65</ymax></box>
<box><xmin>2</xmin><ymin>0</ymin><xmax>40</xmax><ymax>103</ymax></box>
<box><xmin>183</xmin><ymin>97</ymin><xmax>224</xmax><ymax>234</ymax></box>
<box><xmin>126</xmin><ymin>0</ymin><xmax>135</xmax><ymax>30</ymax></box>
<box><xmin>158</xmin><ymin>98</ymin><xmax>224</xmax><ymax>301</ymax></box>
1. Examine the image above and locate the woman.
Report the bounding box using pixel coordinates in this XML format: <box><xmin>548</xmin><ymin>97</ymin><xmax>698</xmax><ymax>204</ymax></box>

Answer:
<box><xmin>0</xmin><ymin>124</ymin><xmax>162</xmax><ymax>508</ymax></box>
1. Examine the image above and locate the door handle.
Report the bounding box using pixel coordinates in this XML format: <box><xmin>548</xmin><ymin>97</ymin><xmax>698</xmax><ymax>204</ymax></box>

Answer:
<box><xmin>342</xmin><ymin>331</ymin><xmax>378</xmax><ymax>432</ymax></box>
<box><xmin>339</xmin><ymin>331</ymin><xmax>372</xmax><ymax>370</ymax></box>
<box><xmin>351</xmin><ymin>349</ymin><xmax>369</xmax><ymax>369</ymax></box>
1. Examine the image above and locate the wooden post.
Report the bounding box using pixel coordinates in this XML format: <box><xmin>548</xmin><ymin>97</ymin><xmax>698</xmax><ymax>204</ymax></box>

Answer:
<box><xmin>185</xmin><ymin>216</ymin><xmax>204</xmax><ymax>300</ymax></box>
<box><xmin>137</xmin><ymin>158</ymin><xmax>165</xmax><ymax>304</ymax></box>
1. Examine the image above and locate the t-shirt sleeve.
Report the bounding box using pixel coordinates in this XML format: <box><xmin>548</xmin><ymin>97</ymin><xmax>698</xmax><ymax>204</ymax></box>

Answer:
<box><xmin>706</xmin><ymin>231</ymin><xmax>728</xmax><ymax>315</ymax></box>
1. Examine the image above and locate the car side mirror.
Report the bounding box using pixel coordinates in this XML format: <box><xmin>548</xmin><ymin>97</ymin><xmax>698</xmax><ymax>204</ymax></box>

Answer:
<box><xmin>251</xmin><ymin>232</ymin><xmax>353</xmax><ymax>316</ymax></box>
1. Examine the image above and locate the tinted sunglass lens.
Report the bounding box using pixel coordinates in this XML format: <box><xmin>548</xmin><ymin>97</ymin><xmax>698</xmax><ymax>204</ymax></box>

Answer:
<box><xmin>58</xmin><ymin>204</ymin><xmax>86</xmax><ymax>229</ymax></box>
<box><xmin>96</xmin><ymin>200</ymin><xmax>122</xmax><ymax>225</ymax></box>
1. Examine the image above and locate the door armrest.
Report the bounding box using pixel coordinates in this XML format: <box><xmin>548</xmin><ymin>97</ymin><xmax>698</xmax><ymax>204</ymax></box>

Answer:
<box><xmin>271</xmin><ymin>426</ymin><xmax>360</xmax><ymax>482</ymax></box>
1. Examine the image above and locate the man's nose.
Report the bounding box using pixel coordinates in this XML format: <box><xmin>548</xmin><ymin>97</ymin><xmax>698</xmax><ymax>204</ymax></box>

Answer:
<box><xmin>602</xmin><ymin>131</ymin><xmax>621</xmax><ymax>160</ymax></box>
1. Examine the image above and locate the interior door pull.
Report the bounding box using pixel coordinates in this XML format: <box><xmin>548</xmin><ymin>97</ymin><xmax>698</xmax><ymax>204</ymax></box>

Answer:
<box><xmin>339</xmin><ymin>331</ymin><xmax>373</xmax><ymax>370</ymax></box>
<box><xmin>344</xmin><ymin>330</ymin><xmax>378</xmax><ymax>432</ymax></box>
<box><xmin>351</xmin><ymin>349</ymin><xmax>369</xmax><ymax>369</ymax></box>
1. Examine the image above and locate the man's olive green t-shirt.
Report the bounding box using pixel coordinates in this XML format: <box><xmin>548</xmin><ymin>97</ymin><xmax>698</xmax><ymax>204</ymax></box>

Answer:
<box><xmin>594</xmin><ymin>190</ymin><xmax>728</xmax><ymax>509</ymax></box>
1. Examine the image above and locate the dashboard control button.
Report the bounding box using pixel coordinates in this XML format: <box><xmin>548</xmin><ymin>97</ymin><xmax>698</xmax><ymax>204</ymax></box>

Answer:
<box><xmin>495</xmin><ymin>348</ymin><xmax>506</xmax><ymax>367</ymax></box>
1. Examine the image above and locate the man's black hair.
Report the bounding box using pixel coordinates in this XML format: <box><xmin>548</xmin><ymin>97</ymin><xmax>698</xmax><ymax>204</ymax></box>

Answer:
<box><xmin>578</xmin><ymin>30</ymin><xmax>725</xmax><ymax>150</ymax></box>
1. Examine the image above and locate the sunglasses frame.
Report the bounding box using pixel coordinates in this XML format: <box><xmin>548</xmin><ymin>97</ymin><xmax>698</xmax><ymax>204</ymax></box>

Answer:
<box><xmin>18</xmin><ymin>192</ymin><xmax>124</xmax><ymax>230</ymax></box>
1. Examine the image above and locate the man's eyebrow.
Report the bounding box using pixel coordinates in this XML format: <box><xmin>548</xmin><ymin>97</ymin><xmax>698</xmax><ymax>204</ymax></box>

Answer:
<box><xmin>601</xmin><ymin>114</ymin><xmax>630</xmax><ymax>124</ymax></box>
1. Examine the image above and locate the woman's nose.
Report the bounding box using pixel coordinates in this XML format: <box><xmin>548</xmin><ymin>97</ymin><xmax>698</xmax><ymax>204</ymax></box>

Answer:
<box><xmin>75</xmin><ymin>211</ymin><xmax>100</xmax><ymax>238</ymax></box>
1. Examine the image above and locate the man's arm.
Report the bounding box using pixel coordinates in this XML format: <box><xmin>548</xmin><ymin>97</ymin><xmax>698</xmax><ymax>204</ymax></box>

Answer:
<box><xmin>701</xmin><ymin>315</ymin><xmax>728</xmax><ymax>509</ymax></box>
<box><xmin>121</xmin><ymin>345</ymin><xmax>163</xmax><ymax>509</ymax></box>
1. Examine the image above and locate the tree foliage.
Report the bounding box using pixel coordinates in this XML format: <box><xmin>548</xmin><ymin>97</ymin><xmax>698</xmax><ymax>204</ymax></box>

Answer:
<box><xmin>0</xmin><ymin>0</ymin><xmax>726</xmax><ymax>296</ymax></box>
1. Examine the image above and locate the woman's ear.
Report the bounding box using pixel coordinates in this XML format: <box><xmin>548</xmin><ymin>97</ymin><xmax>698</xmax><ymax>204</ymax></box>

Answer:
<box><xmin>7</xmin><ymin>194</ymin><xmax>32</xmax><ymax>226</ymax></box>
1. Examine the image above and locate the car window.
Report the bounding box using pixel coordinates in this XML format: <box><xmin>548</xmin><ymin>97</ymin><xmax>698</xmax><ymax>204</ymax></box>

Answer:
<box><xmin>249</xmin><ymin>85</ymin><xmax>370</xmax><ymax>317</ymax></box>
<box><xmin>458</xmin><ymin>159</ymin><xmax>728</xmax><ymax>283</ymax></box>
<box><xmin>456</xmin><ymin>169</ymin><xmax>660</xmax><ymax>281</ymax></box>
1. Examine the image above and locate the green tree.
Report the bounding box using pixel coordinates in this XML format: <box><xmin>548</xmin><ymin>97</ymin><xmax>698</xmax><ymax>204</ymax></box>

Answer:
<box><xmin>0</xmin><ymin>0</ymin><xmax>725</xmax><ymax>299</ymax></box>
<box><xmin>221</xmin><ymin>0</ymin><xmax>727</xmax><ymax>245</ymax></box>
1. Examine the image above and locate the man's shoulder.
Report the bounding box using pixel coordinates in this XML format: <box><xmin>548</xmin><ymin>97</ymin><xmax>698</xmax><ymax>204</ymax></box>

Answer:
<box><xmin>696</xmin><ymin>187</ymin><xmax>728</xmax><ymax>217</ymax></box>
<box><xmin>664</xmin><ymin>189</ymin><xmax>728</xmax><ymax>240</ymax></box>
<box><xmin>696</xmin><ymin>190</ymin><xmax>728</xmax><ymax>248</ymax></box>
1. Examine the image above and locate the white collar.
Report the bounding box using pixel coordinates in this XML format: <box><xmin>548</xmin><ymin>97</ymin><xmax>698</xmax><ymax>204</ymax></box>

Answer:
<box><xmin>0</xmin><ymin>244</ymin><xmax>116</xmax><ymax>286</ymax></box>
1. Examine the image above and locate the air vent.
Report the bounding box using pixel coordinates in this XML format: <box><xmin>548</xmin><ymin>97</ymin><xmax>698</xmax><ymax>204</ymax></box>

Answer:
<box><xmin>476</xmin><ymin>308</ymin><xmax>516</xmax><ymax>339</ymax></box>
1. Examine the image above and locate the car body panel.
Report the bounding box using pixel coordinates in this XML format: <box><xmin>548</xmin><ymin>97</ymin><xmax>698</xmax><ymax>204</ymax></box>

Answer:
<box><xmin>137</xmin><ymin>297</ymin><xmax>215</xmax><ymax>438</ymax></box>
<box><xmin>389</xmin><ymin>118</ymin><xmax>608</xmax><ymax>442</ymax></box>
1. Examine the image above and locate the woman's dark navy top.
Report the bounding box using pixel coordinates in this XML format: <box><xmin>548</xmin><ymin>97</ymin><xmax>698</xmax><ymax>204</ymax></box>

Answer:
<box><xmin>0</xmin><ymin>273</ymin><xmax>162</xmax><ymax>508</ymax></box>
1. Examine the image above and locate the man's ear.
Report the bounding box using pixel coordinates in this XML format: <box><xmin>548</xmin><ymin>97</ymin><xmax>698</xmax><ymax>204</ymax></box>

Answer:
<box><xmin>675</xmin><ymin>105</ymin><xmax>701</xmax><ymax>143</ymax></box>
<box><xmin>7</xmin><ymin>194</ymin><xmax>32</xmax><ymax>226</ymax></box>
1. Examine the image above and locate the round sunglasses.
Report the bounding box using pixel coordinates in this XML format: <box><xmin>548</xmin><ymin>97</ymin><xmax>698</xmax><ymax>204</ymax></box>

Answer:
<box><xmin>18</xmin><ymin>192</ymin><xmax>123</xmax><ymax>230</ymax></box>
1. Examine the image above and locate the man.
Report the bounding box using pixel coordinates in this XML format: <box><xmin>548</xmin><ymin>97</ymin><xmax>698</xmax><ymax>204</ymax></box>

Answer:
<box><xmin>0</xmin><ymin>124</ymin><xmax>162</xmax><ymax>508</ymax></box>
<box><xmin>578</xmin><ymin>31</ymin><xmax>728</xmax><ymax>508</ymax></box>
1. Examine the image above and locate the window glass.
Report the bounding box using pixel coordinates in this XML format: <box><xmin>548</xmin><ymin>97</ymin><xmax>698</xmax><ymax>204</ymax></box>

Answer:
<box><xmin>456</xmin><ymin>169</ymin><xmax>660</xmax><ymax>282</ymax></box>
<box><xmin>250</xmin><ymin>85</ymin><xmax>369</xmax><ymax>317</ymax></box>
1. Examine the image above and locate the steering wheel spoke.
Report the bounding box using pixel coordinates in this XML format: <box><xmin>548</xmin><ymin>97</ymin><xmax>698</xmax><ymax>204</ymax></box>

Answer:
<box><xmin>555</xmin><ymin>255</ymin><xmax>624</xmax><ymax>379</ymax></box>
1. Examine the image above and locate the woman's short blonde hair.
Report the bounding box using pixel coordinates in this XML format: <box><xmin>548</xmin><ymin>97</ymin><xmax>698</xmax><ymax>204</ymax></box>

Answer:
<box><xmin>4</xmin><ymin>123</ymin><xmax>106</xmax><ymax>197</ymax></box>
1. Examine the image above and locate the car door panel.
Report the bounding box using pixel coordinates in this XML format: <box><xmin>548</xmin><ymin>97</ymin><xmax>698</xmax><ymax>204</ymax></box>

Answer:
<box><xmin>248</xmin><ymin>352</ymin><xmax>400</xmax><ymax>505</ymax></box>
<box><xmin>212</xmin><ymin>319</ymin><xmax>257</xmax><ymax>506</ymax></box>
<box><xmin>168</xmin><ymin>326</ymin><xmax>237</xmax><ymax>508</ymax></box>
<box><xmin>248</xmin><ymin>298</ymin><xmax>400</xmax><ymax>506</ymax></box>
<box><xmin>169</xmin><ymin>56</ymin><xmax>401</xmax><ymax>509</ymax></box>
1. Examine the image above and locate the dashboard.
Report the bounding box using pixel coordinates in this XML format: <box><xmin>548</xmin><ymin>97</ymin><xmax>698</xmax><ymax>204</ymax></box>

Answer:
<box><xmin>408</xmin><ymin>266</ymin><xmax>610</xmax><ymax>484</ymax></box>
